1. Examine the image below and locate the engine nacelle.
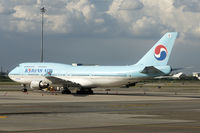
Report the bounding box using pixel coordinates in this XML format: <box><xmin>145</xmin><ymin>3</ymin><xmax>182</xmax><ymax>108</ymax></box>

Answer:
<box><xmin>30</xmin><ymin>81</ymin><xmax>50</xmax><ymax>90</ymax></box>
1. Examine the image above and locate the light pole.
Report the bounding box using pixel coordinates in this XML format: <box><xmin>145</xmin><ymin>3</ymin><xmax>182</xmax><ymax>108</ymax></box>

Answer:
<box><xmin>40</xmin><ymin>6</ymin><xmax>46</xmax><ymax>62</ymax></box>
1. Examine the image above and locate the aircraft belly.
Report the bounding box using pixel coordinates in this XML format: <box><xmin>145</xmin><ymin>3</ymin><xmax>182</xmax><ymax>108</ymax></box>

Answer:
<box><xmin>10</xmin><ymin>74</ymin><xmax>145</xmax><ymax>88</ymax></box>
<box><xmin>64</xmin><ymin>76</ymin><xmax>136</xmax><ymax>88</ymax></box>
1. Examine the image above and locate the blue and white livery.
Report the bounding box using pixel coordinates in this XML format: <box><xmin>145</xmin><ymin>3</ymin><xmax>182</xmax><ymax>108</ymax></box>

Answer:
<box><xmin>8</xmin><ymin>32</ymin><xmax>178</xmax><ymax>94</ymax></box>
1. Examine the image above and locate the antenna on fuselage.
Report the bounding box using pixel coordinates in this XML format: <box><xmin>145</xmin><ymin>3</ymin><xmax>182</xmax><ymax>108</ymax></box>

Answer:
<box><xmin>40</xmin><ymin>0</ymin><xmax>46</xmax><ymax>62</ymax></box>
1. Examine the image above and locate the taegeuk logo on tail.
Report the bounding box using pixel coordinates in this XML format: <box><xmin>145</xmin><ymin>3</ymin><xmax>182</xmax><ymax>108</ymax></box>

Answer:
<box><xmin>154</xmin><ymin>45</ymin><xmax>168</xmax><ymax>61</ymax></box>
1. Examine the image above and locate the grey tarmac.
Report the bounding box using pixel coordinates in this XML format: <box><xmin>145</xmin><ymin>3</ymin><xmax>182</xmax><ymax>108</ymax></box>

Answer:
<box><xmin>0</xmin><ymin>87</ymin><xmax>200</xmax><ymax>133</ymax></box>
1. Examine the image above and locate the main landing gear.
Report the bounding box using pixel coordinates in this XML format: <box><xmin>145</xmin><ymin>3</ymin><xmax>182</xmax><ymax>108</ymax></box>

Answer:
<box><xmin>76</xmin><ymin>88</ymin><xmax>93</xmax><ymax>94</ymax></box>
<box><xmin>61</xmin><ymin>87</ymin><xmax>71</xmax><ymax>94</ymax></box>
<box><xmin>61</xmin><ymin>87</ymin><xmax>93</xmax><ymax>95</ymax></box>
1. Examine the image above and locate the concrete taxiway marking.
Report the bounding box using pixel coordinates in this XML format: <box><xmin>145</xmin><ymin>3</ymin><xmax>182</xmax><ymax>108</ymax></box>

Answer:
<box><xmin>0</xmin><ymin>116</ymin><xmax>7</xmax><ymax>118</ymax></box>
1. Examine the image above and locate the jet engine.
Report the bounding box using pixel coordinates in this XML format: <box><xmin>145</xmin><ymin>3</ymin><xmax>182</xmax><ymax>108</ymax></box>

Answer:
<box><xmin>30</xmin><ymin>81</ymin><xmax>50</xmax><ymax>89</ymax></box>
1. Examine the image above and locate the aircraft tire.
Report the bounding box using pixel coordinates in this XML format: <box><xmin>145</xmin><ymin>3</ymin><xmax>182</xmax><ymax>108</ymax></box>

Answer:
<box><xmin>76</xmin><ymin>89</ymin><xmax>93</xmax><ymax>94</ymax></box>
<box><xmin>22</xmin><ymin>88</ymin><xmax>28</xmax><ymax>92</ymax></box>
<box><xmin>61</xmin><ymin>89</ymin><xmax>71</xmax><ymax>94</ymax></box>
<box><xmin>88</xmin><ymin>89</ymin><xmax>94</xmax><ymax>94</ymax></box>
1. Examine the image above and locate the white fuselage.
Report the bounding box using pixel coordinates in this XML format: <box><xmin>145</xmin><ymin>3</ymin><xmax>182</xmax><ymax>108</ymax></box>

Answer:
<box><xmin>8</xmin><ymin>63</ymin><xmax>155</xmax><ymax>89</ymax></box>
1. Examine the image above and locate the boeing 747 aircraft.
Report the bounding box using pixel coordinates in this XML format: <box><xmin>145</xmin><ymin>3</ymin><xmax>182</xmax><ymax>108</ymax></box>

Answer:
<box><xmin>8</xmin><ymin>32</ymin><xmax>178</xmax><ymax>94</ymax></box>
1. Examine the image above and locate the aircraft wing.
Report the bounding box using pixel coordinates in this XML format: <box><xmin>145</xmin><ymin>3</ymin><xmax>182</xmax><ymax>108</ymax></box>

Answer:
<box><xmin>45</xmin><ymin>76</ymin><xmax>81</xmax><ymax>87</ymax></box>
<box><xmin>141</xmin><ymin>66</ymin><xmax>165</xmax><ymax>75</ymax></box>
<box><xmin>155</xmin><ymin>76</ymin><xmax>172</xmax><ymax>79</ymax></box>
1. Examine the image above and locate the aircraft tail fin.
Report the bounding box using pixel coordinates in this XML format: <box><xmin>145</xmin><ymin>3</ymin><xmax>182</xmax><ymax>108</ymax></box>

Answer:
<box><xmin>136</xmin><ymin>32</ymin><xmax>178</xmax><ymax>66</ymax></box>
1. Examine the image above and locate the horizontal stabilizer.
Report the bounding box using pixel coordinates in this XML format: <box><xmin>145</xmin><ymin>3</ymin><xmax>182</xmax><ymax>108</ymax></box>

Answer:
<box><xmin>141</xmin><ymin>66</ymin><xmax>165</xmax><ymax>75</ymax></box>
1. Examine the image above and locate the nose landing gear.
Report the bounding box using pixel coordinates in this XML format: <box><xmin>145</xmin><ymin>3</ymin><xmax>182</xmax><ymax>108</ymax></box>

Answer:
<box><xmin>22</xmin><ymin>84</ymin><xmax>28</xmax><ymax>92</ymax></box>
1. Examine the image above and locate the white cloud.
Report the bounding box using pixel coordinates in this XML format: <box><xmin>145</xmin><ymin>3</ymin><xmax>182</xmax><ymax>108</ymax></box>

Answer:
<box><xmin>131</xmin><ymin>16</ymin><xmax>168</xmax><ymax>37</ymax></box>
<box><xmin>107</xmin><ymin>0</ymin><xmax>144</xmax><ymax>23</ymax></box>
<box><xmin>45</xmin><ymin>15</ymin><xmax>71</xmax><ymax>33</ymax></box>
<box><xmin>0</xmin><ymin>2</ymin><xmax>15</xmax><ymax>15</ymax></box>
<box><xmin>13</xmin><ymin>5</ymin><xmax>39</xmax><ymax>21</ymax></box>
<box><xmin>174</xmin><ymin>0</ymin><xmax>200</xmax><ymax>12</ymax></box>
<box><xmin>0</xmin><ymin>0</ymin><xmax>100</xmax><ymax>34</ymax></box>
<box><xmin>107</xmin><ymin>0</ymin><xmax>200</xmax><ymax>39</ymax></box>
<box><xmin>13</xmin><ymin>0</ymin><xmax>37</xmax><ymax>5</ymax></box>
<box><xmin>95</xmin><ymin>18</ymin><xmax>104</xmax><ymax>24</ymax></box>
<box><xmin>66</xmin><ymin>0</ymin><xmax>95</xmax><ymax>21</ymax></box>
<box><xmin>0</xmin><ymin>0</ymin><xmax>200</xmax><ymax>40</ymax></box>
<box><xmin>120</xmin><ymin>0</ymin><xmax>143</xmax><ymax>10</ymax></box>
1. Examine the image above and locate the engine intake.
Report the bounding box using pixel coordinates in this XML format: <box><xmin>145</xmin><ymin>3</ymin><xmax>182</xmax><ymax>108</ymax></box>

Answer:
<box><xmin>30</xmin><ymin>81</ymin><xmax>49</xmax><ymax>89</ymax></box>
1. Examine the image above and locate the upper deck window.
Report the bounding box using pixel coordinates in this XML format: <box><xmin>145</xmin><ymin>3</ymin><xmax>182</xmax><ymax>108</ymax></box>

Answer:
<box><xmin>24</xmin><ymin>66</ymin><xmax>34</xmax><ymax>68</ymax></box>
<box><xmin>38</xmin><ymin>66</ymin><xmax>47</xmax><ymax>68</ymax></box>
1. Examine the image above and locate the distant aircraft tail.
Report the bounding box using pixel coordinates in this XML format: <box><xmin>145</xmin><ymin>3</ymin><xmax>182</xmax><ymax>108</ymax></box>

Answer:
<box><xmin>136</xmin><ymin>32</ymin><xmax>178</xmax><ymax>66</ymax></box>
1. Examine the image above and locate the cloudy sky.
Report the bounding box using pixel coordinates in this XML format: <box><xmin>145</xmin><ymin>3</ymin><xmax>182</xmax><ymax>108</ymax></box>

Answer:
<box><xmin>0</xmin><ymin>0</ymin><xmax>200</xmax><ymax>73</ymax></box>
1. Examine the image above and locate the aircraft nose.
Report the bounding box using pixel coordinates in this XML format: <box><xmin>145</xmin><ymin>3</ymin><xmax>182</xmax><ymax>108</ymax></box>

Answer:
<box><xmin>8</xmin><ymin>67</ymin><xmax>18</xmax><ymax>80</ymax></box>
